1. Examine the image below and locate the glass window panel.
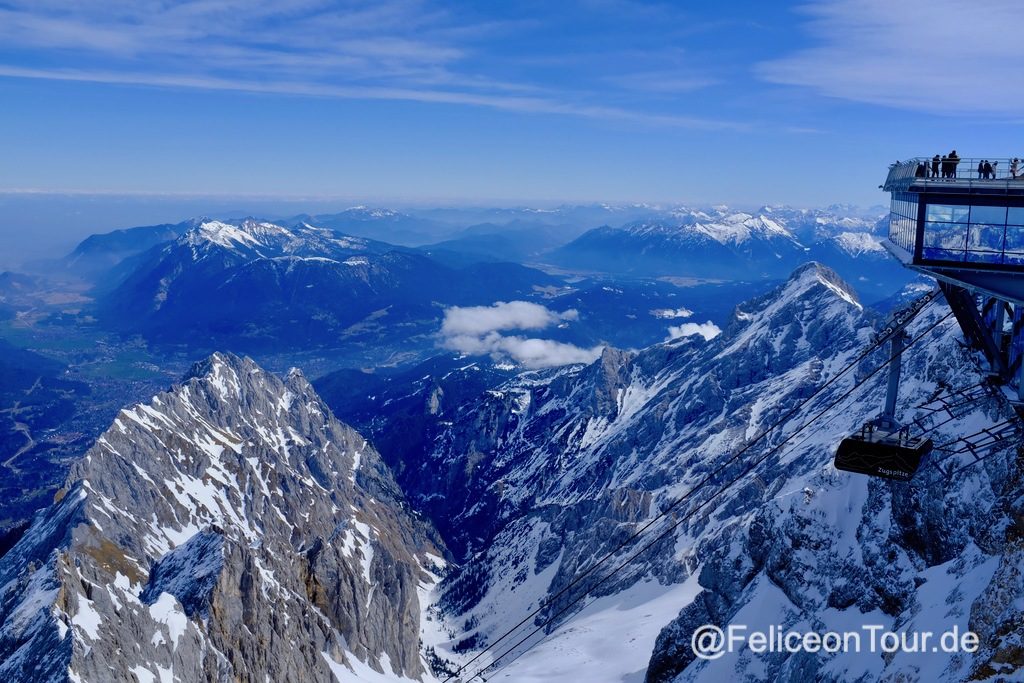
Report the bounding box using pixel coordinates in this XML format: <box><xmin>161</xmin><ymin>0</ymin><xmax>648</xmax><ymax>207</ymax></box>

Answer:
<box><xmin>923</xmin><ymin>247</ymin><xmax>967</xmax><ymax>262</ymax></box>
<box><xmin>890</xmin><ymin>214</ymin><xmax>914</xmax><ymax>251</ymax></box>
<box><xmin>966</xmin><ymin>225</ymin><xmax>1005</xmax><ymax>264</ymax></box>
<box><xmin>1004</xmin><ymin>252</ymin><xmax>1024</xmax><ymax>265</ymax></box>
<box><xmin>967</xmin><ymin>224</ymin><xmax>1005</xmax><ymax>253</ymax></box>
<box><xmin>926</xmin><ymin>204</ymin><xmax>970</xmax><ymax>222</ymax></box>
<box><xmin>967</xmin><ymin>251</ymin><xmax>1003</xmax><ymax>263</ymax></box>
<box><xmin>923</xmin><ymin>221</ymin><xmax>967</xmax><ymax>251</ymax></box>
<box><xmin>1007</xmin><ymin>207</ymin><xmax>1024</xmax><ymax>225</ymax></box>
<box><xmin>969</xmin><ymin>205</ymin><xmax>1008</xmax><ymax>224</ymax></box>
<box><xmin>1004</xmin><ymin>226</ymin><xmax>1024</xmax><ymax>253</ymax></box>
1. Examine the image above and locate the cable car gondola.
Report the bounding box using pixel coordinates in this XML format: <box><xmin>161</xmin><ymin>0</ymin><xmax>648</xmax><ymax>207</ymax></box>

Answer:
<box><xmin>834</xmin><ymin>304</ymin><xmax>935</xmax><ymax>481</ymax></box>
<box><xmin>834</xmin><ymin>418</ymin><xmax>933</xmax><ymax>481</ymax></box>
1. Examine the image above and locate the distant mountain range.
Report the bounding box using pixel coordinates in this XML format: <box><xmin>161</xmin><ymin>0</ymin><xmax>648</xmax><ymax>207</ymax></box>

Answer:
<box><xmin>61</xmin><ymin>202</ymin><xmax>892</xmax><ymax>278</ymax></box>
<box><xmin>286</xmin><ymin>207</ymin><xmax>446</xmax><ymax>246</ymax></box>
<box><xmin>93</xmin><ymin>219</ymin><xmax>559</xmax><ymax>354</ymax></box>
<box><xmin>50</xmin><ymin>203</ymin><xmax>908</xmax><ymax>361</ymax></box>
<box><xmin>550</xmin><ymin>212</ymin><xmax>806</xmax><ymax>277</ymax></box>
<box><xmin>546</xmin><ymin>206</ymin><xmax>907</xmax><ymax>296</ymax></box>
<box><xmin>286</xmin><ymin>204</ymin><xmax>669</xmax><ymax>248</ymax></box>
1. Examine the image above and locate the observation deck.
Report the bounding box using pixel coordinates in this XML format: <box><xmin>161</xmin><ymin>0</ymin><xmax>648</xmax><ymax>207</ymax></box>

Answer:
<box><xmin>883</xmin><ymin>157</ymin><xmax>1024</xmax><ymax>304</ymax></box>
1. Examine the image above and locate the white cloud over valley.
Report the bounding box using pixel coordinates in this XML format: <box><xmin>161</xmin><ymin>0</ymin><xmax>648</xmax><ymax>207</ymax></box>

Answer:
<box><xmin>441</xmin><ymin>300</ymin><xmax>578</xmax><ymax>337</ymax></box>
<box><xmin>441</xmin><ymin>301</ymin><xmax>603</xmax><ymax>369</ymax></box>
<box><xmin>666</xmin><ymin>321</ymin><xmax>721</xmax><ymax>342</ymax></box>
<box><xmin>650</xmin><ymin>307</ymin><xmax>693</xmax><ymax>320</ymax></box>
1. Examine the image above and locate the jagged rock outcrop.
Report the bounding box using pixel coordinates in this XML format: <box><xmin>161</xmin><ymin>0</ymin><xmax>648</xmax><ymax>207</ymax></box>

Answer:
<box><xmin>0</xmin><ymin>352</ymin><xmax>447</xmax><ymax>682</ymax></box>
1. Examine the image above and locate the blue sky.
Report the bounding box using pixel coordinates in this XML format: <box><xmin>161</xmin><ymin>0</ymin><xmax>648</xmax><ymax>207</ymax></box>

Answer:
<box><xmin>1</xmin><ymin>0</ymin><xmax>1022</xmax><ymax>207</ymax></box>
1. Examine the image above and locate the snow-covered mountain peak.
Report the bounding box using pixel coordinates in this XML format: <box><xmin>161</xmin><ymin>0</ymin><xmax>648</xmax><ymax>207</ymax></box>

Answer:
<box><xmin>831</xmin><ymin>231</ymin><xmax>886</xmax><ymax>257</ymax></box>
<box><xmin>720</xmin><ymin>262</ymin><xmax>864</xmax><ymax>367</ymax></box>
<box><xmin>692</xmin><ymin>212</ymin><xmax>799</xmax><ymax>246</ymax></box>
<box><xmin>400</xmin><ymin>261</ymin><xmax>1019</xmax><ymax>682</ymax></box>
<box><xmin>183</xmin><ymin>219</ymin><xmax>288</xmax><ymax>251</ymax></box>
<box><xmin>177</xmin><ymin>219</ymin><xmax>376</xmax><ymax>263</ymax></box>
<box><xmin>80</xmin><ymin>350</ymin><xmax>371</xmax><ymax>550</ymax></box>
<box><xmin>195</xmin><ymin>220</ymin><xmax>256</xmax><ymax>248</ymax></box>
<box><xmin>0</xmin><ymin>353</ymin><xmax>446</xmax><ymax>682</ymax></box>
<box><xmin>337</xmin><ymin>206</ymin><xmax>406</xmax><ymax>221</ymax></box>
<box><xmin>180</xmin><ymin>350</ymin><xmax>255</xmax><ymax>401</ymax></box>
<box><xmin>620</xmin><ymin>212</ymin><xmax>801</xmax><ymax>248</ymax></box>
<box><xmin>762</xmin><ymin>261</ymin><xmax>859</xmax><ymax>309</ymax></box>
<box><xmin>787</xmin><ymin>261</ymin><xmax>862</xmax><ymax>305</ymax></box>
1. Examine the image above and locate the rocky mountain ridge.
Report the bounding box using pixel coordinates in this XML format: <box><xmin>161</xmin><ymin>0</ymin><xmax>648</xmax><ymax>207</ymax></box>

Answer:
<box><xmin>0</xmin><ymin>352</ymin><xmax>447</xmax><ymax>682</ymax></box>
<box><xmin>397</xmin><ymin>264</ymin><xmax>1023</xmax><ymax>682</ymax></box>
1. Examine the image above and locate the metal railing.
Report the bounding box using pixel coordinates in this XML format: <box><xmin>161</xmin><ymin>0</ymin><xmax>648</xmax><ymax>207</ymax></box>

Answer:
<box><xmin>885</xmin><ymin>157</ymin><xmax>1024</xmax><ymax>192</ymax></box>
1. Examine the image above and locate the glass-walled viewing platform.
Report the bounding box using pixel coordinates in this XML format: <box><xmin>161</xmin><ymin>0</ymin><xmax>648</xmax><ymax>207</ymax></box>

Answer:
<box><xmin>884</xmin><ymin>157</ymin><xmax>1024</xmax><ymax>194</ymax></box>
<box><xmin>882</xmin><ymin>159</ymin><xmax>1024</xmax><ymax>403</ymax></box>
<box><xmin>883</xmin><ymin>158</ymin><xmax>1024</xmax><ymax>273</ymax></box>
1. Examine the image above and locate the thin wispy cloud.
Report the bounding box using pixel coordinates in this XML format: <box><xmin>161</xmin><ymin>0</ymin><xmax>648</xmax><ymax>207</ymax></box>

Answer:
<box><xmin>0</xmin><ymin>64</ymin><xmax>741</xmax><ymax>130</ymax></box>
<box><xmin>2</xmin><ymin>0</ymin><xmax>1017</xmax><ymax>204</ymax></box>
<box><xmin>606</xmin><ymin>70</ymin><xmax>717</xmax><ymax>95</ymax></box>
<box><xmin>0</xmin><ymin>0</ymin><xmax>739</xmax><ymax>129</ymax></box>
<box><xmin>757</xmin><ymin>0</ymin><xmax>1024</xmax><ymax>116</ymax></box>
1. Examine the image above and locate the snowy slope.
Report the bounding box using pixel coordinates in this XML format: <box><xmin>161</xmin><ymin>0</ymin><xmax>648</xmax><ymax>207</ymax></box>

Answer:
<box><xmin>829</xmin><ymin>231</ymin><xmax>886</xmax><ymax>257</ymax></box>
<box><xmin>405</xmin><ymin>263</ymin><xmax>1021</xmax><ymax>682</ymax></box>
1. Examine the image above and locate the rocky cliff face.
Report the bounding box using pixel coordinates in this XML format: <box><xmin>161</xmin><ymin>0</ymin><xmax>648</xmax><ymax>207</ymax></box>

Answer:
<box><xmin>0</xmin><ymin>353</ymin><xmax>446</xmax><ymax>682</ymax></box>
<box><xmin>408</xmin><ymin>264</ymin><xmax>1023</xmax><ymax>681</ymax></box>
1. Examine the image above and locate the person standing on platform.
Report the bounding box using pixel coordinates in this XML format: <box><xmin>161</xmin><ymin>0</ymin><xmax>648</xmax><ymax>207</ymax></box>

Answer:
<box><xmin>948</xmin><ymin>150</ymin><xmax>960</xmax><ymax>178</ymax></box>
